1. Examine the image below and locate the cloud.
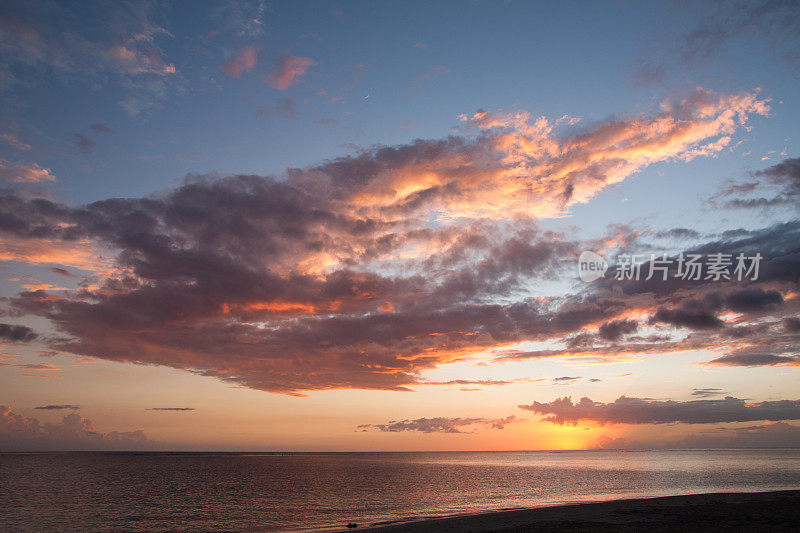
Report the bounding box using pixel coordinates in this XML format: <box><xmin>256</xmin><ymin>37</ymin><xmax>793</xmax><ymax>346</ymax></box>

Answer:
<box><xmin>691</xmin><ymin>388</ymin><xmax>725</xmax><ymax>397</ymax></box>
<box><xmin>706</xmin><ymin>352</ymin><xmax>800</xmax><ymax>367</ymax></box>
<box><xmin>519</xmin><ymin>396</ymin><xmax>800</xmax><ymax>425</ymax></box>
<box><xmin>207</xmin><ymin>0</ymin><xmax>267</xmax><ymax>39</ymax></box>
<box><xmin>1</xmin><ymin>133</ymin><xmax>31</xmax><ymax>151</ymax></box>
<box><xmin>784</xmin><ymin>317</ymin><xmax>800</xmax><ymax>333</ymax></box>
<box><xmin>598</xmin><ymin>319</ymin><xmax>638</xmax><ymax>341</ymax></box>
<box><xmin>637</xmin><ymin>0</ymin><xmax>800</xmax><ymax>84</ymax></box>
<box><xmin>0</xmin><ymin>234</ymin><xmax>112</xmax><ymax>272</ymax></box>
<box><xmin>221</xmin><ymin>45</ymin><xmax>259</xmax><ymax>78</ymax></box>
<box><xmin>266</xmin><ymin>56</ymin><xmax>315</xmax><ymax>90</ymax></box>
<box><xmin>358</xmin><ymin>415</ymin><xmax>519</xmax><ymax>434</ymax></box>
<box><xmin>73</xmin><ymin>133</ymin><xmax>94</xmax><ymax>154</ymax></box>
<box><xmin>18</xmin><ymin>362</ymin><xmax>59</xmax><ymax>372</ymax></box>
<box><xmin>146</xmin><ymin>407</ymin><xmax>195</xmax><ymax>411</ymax></box>
<box><xmin>711</xmin><ymin>157</ymin><xmax>800</xmax><ymax>209</ymax></box>
<box><xmin>0</xmin><ymin>406</ymin><xmax>149</xmax><ymax>451</ymax></box>
<box><xmin>594</xmin><ymin>422</ymin><xmax>800</xmax><ymax>450</ymax></box>
<box><xmin>679</xmin><ymin>422</ymin><xmax>800</xmax><ymax>448</ymax></box>
<box><xmin>50</xmin><ymin>267</ymin><xmax>76</xmax><ymax>277</ymax></box>
<box><xmin>725</xmin><ymin>288</ymin><xmax>783</xmax><ymax>312</ymax></box>
<box><xmin>0</xmin><ymin>2</ymin><xmax>177</xmax><ymax>115</ymax></box>
<box><xmin>410</xmin><ymin>65</ymin><xmax>449</xmax><ymax>93</ymax></box>
<box><xmin>0</xmin><ymin>159</ymin><xmax>55</xmax><ymax>183</ymax></box>
<box><xmin>35</xmin><ymin>404</ymin><xmax>79</xmax><ymax>410</ymax></box>
<box><xmin>418</xmin><ymin>378</ymin><xmax>533</xmax><ymax>387</ymax></box>
<box><xmin>452</xmin><ymin>88</ymin><xmax>768</xmax><ymax>218</ymax></box>
<box><xmin>757</xmin><ymin>157</ymin><xmax>800</xmax><ymax>191</ymax></box>
<box><xmin>0</xmin><ymin>89</ymin><xmax>783</xmax><ymax>394</ymax></box>
<box><xmin>650</xmin><ymin>307</ymin><xmax>725</xmax><ymax>330</ymax></box>
<box><xmin>106</xmin><ymin>45</ymin><xmax>175</xmax><ymax>75</ymax></box>
<box><xmin>89</xmin><ymin>124</ymin><xmax>112</xmax><ymax>134</ymax></box>
<box><xmin>0</xmin><ymin>324</ymin><xmax>37</xmax><ymax>343</ymax></box>
<box><xmin>255</xmin><ymin>98</ymin><xmax>297</xmax><ymax>120</ymax></box>
<box><xmin>709</xmin><ymin>154</ymin><xmax>800</xmax><ymax>210</ymax></box>
<box><xmin>0</xmin><ymin>4</ymin><xmax>175</xmax><ymax>78</ymax></box>
<box><xmin>487</xmin><ymin>223</ymin><xmax>800</xmax><ymax>365</ymax></box>
<box><xmin>653</xmin><ymin>228</ymin><xmax>701</xmax><ymax>240</ymax></box>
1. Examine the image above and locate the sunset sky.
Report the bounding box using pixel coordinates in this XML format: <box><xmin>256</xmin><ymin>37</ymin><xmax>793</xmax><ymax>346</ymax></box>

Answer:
<box><xmin>1</xmin><ymin>0</ymin><xmax>799</xmax><ymax>451</ymax></box>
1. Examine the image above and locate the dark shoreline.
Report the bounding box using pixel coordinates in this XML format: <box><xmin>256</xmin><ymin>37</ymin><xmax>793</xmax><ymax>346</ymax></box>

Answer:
<box><xmin>358</xmin><ymin>490</ymin><xmax>800</xmax><ymax>532</ymax></box>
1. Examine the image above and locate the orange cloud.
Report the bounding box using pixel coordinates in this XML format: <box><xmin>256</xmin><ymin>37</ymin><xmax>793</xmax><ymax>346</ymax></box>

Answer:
<box><xmin>312</xmin><ymin>88</ymin><xmax>769</xmax><ymax>226</ymax></box>
<box><xmin>0</xmin><ymin>159</ymin><xmax>54</xmax><ymax>183</ymax></box>
<box><xmin>0</xmin><ymin>236</ymin><xmax>112</xmax><ymax>273</ymax></box>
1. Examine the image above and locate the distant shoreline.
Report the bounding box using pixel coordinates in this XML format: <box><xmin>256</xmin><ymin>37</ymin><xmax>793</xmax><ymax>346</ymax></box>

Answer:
<box><xmin>360</xmin><ymin>490</ymin><xmax>800</xmax><ymax>532</ymax></box>
<box><xmin>3</xmin><ymin>447</ymin><xmax>800</xmax><ymax>454</ymax></box>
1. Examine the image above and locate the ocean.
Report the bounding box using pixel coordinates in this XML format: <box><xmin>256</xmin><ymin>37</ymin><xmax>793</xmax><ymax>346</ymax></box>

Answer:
<box><xmin>2</xmin><ymin>449</ymin><xmax>800</xmax><ymax>531</ymax></box>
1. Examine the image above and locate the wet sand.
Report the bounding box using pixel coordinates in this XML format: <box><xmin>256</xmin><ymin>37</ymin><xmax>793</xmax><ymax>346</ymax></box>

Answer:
<box><xmin>358</xmin><ymin>490</ymin><xmax>800</xmax><ymax>532</ymax></box>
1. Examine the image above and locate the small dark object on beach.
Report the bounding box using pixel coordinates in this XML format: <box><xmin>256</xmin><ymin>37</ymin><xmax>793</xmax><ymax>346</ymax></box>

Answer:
<box><xmin>346</xmin><ymin>523</ymin><xmax>358</xmax><ymax>528</ymax></box>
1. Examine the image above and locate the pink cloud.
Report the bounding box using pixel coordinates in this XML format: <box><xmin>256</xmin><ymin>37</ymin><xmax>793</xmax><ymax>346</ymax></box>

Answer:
<box><xmin>222</xmin><ymin>45</ymin><xmax>259</xmax><ymax>78</ymax></box>
<box><xmin>266</xmin><ymin>56</ymin><xmax>316</xmax><ymax>90</ymax></box>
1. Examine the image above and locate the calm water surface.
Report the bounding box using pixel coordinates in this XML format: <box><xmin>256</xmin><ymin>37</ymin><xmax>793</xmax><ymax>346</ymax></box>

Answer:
<box><xmin>2</xmin><ymin>449</ymin><xmax>800</xmax><ymax>531</ymax></box>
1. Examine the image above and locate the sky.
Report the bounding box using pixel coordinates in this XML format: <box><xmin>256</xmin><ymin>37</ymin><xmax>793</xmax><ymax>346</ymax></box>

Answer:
<box><xmin>0</xmin><ymin>0</ymin><xmax>799</xmax><ymax>452</ymax></box>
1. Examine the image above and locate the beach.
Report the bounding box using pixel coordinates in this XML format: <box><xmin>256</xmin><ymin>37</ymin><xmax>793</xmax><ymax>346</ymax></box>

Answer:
<box><xmin>362</xmin><ymin>490</ymin><xmax>800</xmax><ymax>532</ymax></box>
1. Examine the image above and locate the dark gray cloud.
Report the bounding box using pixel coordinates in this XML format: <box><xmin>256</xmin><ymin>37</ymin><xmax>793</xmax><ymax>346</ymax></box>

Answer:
<box><xmin>646</xmin><ymin>287</ymin><xmax>785</xmax><ymax>331</ymax></box>
<box><xmin>598</xmin><ymin>319</ymin><xmax>638</xmax><ymax>341</ymax></box>
<box><xmin>706</xmin><ymin>353</ymin><xmax>800</xmax><ymax>367</ymax></box>
<box><xmin>653</xmin><ymin>228</ymin><xmax>701</xmax><ymax>240</ymax></box>
<box><xmin>691</xmin><ymin>388</ymin><xmax>725</xmax><ymax>398</ymax></box>
<box><xmin>650</xmin><ymin>307</ymin><xmax>725</xmax><ymax>330</ymax></box>
<box><xmin>519</xmin><ymin>396</ymin><xmax>800</xmax><ymax>425</ymax></box>
<box><xmin>0</xmin><ymin>323</ymin><xmax>37</xmax><ymax>342</ymax></box>
<box><xmin>358</xmin><ymin>415</ymin><xmax>518</xmax><ymax>434</ymax></box>
<box><xmin>725</xmin><ymin>288</ymin><xmax>784</xmax><ymax>312</ymax></box>
<box><xmin>34</xmin><ymin>404</ymin><xmax>80</xmax><ymax>410</ymax></box>
<box><xmin>711</xmin><ymin>157</ymin><xmax>800</xmax><ymax>210</ymax></box>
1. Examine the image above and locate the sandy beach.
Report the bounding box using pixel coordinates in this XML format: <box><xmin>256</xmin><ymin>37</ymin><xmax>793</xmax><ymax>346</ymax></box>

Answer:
<box><xmin>360</xmin><ymin>490</ymin><xmax>800</xmax><ymax>532</ymax></box>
